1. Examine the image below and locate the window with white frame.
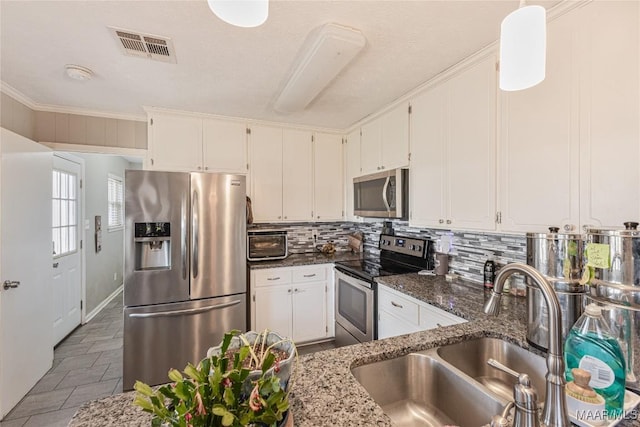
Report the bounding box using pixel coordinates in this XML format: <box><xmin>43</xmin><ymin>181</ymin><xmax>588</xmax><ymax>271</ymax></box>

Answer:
<box><xmin>52</xmin><ymin>169</ymin><xmax>78</xmax><ymax>256</ymax></box>
<box><xmin>108</xmin><ymin>174</ymin><xmax>124</xmax><ymax>231</ymax></box>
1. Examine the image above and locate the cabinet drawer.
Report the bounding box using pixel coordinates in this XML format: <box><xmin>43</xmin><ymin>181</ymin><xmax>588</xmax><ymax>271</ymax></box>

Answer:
<box><xmin>378</xmin><ymin>288</ymin><xmax>419</xmax><ymax>325</ymax></box>
<box><xmin>292</xmin><ymin>266</ymin><xmax>326</xmax><ymax>283</ymax></box>
<box><xmin>419</xmin><ymin>303</ymin><xmax>466</xmax><ymax>330</ymax></box>
<box><xmin>253</xmin><ymin>269</ymin><xmax>292</xmax><ymax>287</ymax></box>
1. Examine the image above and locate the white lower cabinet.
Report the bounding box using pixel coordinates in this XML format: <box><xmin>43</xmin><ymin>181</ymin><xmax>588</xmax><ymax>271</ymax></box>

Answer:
<box><xmin>377</xmin><ymin>284</ymin><xmax>466</xmax><ymax>339</ymax></box>
<box><xmin>252</xmin><ymin>264</ymin><xmax>333</xmax><ymax>343</ymax></box>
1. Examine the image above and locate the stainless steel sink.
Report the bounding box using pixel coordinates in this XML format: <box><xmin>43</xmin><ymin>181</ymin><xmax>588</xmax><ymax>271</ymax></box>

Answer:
<box><xmin>436</xmin><ymin>337</ymin><xmax>546</xmax><ymax>403</ymax></box>
<box><xmin>351</xmin><ymin>352</ymin><xmax>506</xmax><ymax>427</ymax></box>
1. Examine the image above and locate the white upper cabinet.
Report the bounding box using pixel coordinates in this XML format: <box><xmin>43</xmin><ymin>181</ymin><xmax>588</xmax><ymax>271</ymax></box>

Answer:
<box><xmin>409</xmin><ymin>82</ymin><xmax>447</xmax><ymax>228</ymax></box>
<box><xmin>249</xmin><ymin>126</ymin><xmax>314</xmax><ymax>223</ymax></box>
<box><xmin>498</xmin><ymin>2</ymin><xmax>639</xmax><ymax>233</ymax></box>
<box><xmin>148</xmin><ymin>111</ymin><xmax>247</xmax><ymax>174</ymax></box>
<box><xmin>202</xmin><ymin>118</ymin><xmax>248</xmax><ymax>173</ymax></box>
<box><xmin>446</xmin><ymin>54</ymin><xmax>497</xmax><ymax>231</ymax></box>
<box><xmin>344</xmin><ymin>128</ymin><xmax>361</xmax><ymax>221</ymax></box>
<box><xmin>360</xmin><ymin>118</ymin><xmax>382</xmax><ymax>175</ymax></box>
<box><xmin>577</xmin><ymin>1</ymin><xmax>640</xmax><ymax>231</ymax></box>
<box><xmin>282</xmin><ymin>129</ymin><xmax>314</xmax><ymax>222</ymax></box>
<box><xmin>148</xmin><ymin>112</ymin><xmax>202</xmax><ymax>171</ymax></box>
<box><xmin>249</xmin><ymin>125</ymin><xmax>283</xmax><ymax>222</ymax></box>
<box><xmin>360</xmin><ymin>102</ymin><xmax>410</xmax><ymax>175</ymax></box>
<box><xmin>410</xmin><ymin>53</ymin><xmax>497</xmax><ymax>231</ymax></box>
<box><xmin>381</xmin><ymin>102</ymin><xmax>410</xmax><ymax>171</ymax></box>
<box><xmin>314</xmin><ymin>133</ymin><xmax>344</xmax><ymax>221</ymax></box>
<box><xmin>498</xmin><ymin>10</ymin><xmax>580</xmax><ymax>234</ymax></box>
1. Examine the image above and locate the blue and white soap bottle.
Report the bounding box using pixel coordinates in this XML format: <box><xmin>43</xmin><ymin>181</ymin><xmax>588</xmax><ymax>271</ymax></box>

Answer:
<box><xmin>564</xmin><ymin>303</ymin><xmax>626</xmax><ymax>417</ymax></box>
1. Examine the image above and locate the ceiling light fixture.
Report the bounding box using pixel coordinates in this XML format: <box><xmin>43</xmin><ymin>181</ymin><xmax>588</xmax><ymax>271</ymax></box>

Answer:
<box><xmin>207</xmin><ymin>0</ymin><xmax>268</xmax><ymax>28</ymax></box>
<box><xmin>65</xmin><ymin>64</ymin><xmax>93</xmax><ymax>81</ymax></box>
<box><xmin>274</xmin><ymin>23</ymin><xmax>366</xmax><ymax>114</ymax></box>
<box><xmin>499</xmin><ymin>1</ymin><xmax>546</xmax><ymax>91</ymax></box>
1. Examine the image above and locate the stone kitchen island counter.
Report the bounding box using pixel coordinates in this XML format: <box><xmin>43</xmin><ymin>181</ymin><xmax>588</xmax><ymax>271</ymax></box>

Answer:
<box><xmin>69</xmin><ymin>274</ymin><xmax>640</xmax><ymax>427</ymax></box>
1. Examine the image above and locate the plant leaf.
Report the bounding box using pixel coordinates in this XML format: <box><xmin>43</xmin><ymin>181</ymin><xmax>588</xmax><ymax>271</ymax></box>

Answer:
<box><xmin>132</xmin><ymin>395</ymin><xmax>154</xmax><ymax>412</ymax></box>
<box><xmin>222</xmin><ymin>411</ymin><xmax>234</xmax><ymax>427</ymax></box>
<box><xmin>133</xmin><ymin>381</ymin><xmax>155</xmax><ymax>397</ymax></box>
<box><xmin>212</xmin><ymin>405</ymin><xmax>227</xmax><ymax>416</ymax></box>
<box><xmin>261</xmin><ymin>351</ymin><xmax>275</xmax><ymax>372</ymax></box>
<box><xmin>183</xmin><ymin>363</ymin><xmax>202</xmax><ymax>382</ymax></box>
<box><xmin>167</xmin><ymin>369</ymin><xmax>183</xmax><ymax>383</ymax></box>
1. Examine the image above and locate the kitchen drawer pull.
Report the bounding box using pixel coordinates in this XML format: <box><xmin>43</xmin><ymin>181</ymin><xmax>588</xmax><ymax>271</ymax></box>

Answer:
<box><xmin>267</xmin><ymin>277</ymin><xmax>281</xmax><ymax>281</ymax></box>
<box><xmin>391</xmin><ymin>301</ymin><xmax>403</xmax><ymax>309</ymax></box>
<box><xmin>303</xmin><ymin>274</ymin><xmax>316</xmax><ymax>278</ymax></box>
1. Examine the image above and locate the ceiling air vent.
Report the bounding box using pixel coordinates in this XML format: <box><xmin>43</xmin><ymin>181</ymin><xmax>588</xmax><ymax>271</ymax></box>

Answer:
<box><xmin>108</xmin><ymin>27</ymin><xmax>177</xmax><ymax>64</ymax></box>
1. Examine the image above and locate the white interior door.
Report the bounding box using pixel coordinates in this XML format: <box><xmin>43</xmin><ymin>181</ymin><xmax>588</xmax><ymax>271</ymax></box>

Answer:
<box><xmin>52</xmin><ymin>154</ymin><xmax>83</xmax><ymax>345</ymax></box>
<box><xmin>0</xmin><ymin>128</ymin><xmax>53</xmax><ymax>419</ymax></box>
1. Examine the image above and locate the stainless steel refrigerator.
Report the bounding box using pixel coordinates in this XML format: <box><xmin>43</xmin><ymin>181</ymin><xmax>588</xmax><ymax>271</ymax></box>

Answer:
<box><xmin>123</xmin><ymin>171</ymin><xmax>247</xmax><ymax>390</ymax></box>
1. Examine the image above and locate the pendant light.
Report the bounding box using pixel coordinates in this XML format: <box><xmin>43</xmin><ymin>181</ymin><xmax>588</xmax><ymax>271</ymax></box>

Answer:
<box><xmin>499</xmin><ymin>1</ymin><xmax>546</xmax><ymax>91</ymax></box>
<box><xmin>207</xmin><ymin>0</ymin><xmax>268</xmax><ymax>28</ymax></box>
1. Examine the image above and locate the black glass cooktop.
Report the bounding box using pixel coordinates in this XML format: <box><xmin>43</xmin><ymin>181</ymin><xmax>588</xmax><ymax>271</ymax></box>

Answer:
<box><xmin>335</xmin><ymin>257</ymin><xmax>422</xmax><ymax>281</ymax></box>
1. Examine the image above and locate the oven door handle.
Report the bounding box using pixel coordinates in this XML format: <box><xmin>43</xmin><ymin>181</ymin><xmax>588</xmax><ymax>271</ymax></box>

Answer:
<box><xmin>382</xmin><ymin>176</ymin><xmax>391</xmax><ymax>213</ymax></box>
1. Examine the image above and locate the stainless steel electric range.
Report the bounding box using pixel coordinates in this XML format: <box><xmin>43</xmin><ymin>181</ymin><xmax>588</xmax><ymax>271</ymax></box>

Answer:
<box><xmin>333</xmin><ymin>234</ymin><xmax>435</xmax><ymax>347</ymax></box>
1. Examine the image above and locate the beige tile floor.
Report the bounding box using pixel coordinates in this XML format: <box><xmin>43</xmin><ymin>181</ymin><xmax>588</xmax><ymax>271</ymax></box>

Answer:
<box><xmin>0</xmin><ymin>293</ymin><xmax>334</xmax><ymax>427</ymax></box>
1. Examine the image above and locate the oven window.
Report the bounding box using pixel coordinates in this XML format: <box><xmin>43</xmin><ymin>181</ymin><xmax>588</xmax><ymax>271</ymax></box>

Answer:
<box><xmin>337</xmin><ymin>277</ymin><xmax>368</xmax><ymax>334</ymax></box>
<box><xmin>248</xmin><ymin>235</ymin><xmax>286</xmax><ymax>258</ymax></box>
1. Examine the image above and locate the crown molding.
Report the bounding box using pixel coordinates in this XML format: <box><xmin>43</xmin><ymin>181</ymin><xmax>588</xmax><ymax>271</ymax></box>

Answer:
<box><xmin>0</xmin><ymin>82</ymin><xmax>39</xmax><ymax>110</ymax></box>
<box><xmin>144</xmin><ymin>106</ymin><xmax>344</xmax><ymax>135</ymax></box>
<box><xmin>1</xmin><ymin>81</ymin><xmax>146</xmax><ymax>122</ymax></box>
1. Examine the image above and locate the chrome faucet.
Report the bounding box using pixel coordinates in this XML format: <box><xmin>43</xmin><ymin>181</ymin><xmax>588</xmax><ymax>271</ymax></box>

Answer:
<box><xmin>483</xmin><ymin>263</ymin><xmax>570</xmax><ymax>427</ymax></box>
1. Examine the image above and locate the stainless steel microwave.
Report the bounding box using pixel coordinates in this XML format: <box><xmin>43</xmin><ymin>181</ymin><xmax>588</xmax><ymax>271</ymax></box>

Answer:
<box><xmin>353</xmin><ymin>168</ymin><xmax>408</xmax><ymax>219</ymax></box>
<box><xmin>247</xmin><ymin>230</ymin><xmax>288</xmax><ymax>261</ymax></box>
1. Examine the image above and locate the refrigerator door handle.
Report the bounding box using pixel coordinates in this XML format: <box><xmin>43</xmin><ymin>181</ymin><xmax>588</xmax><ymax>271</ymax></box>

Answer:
<box><xmin>128</xmin><ymin>299</ymin><xmax>242</xmax><ymax>318</ymax></box>
<box><xmin>181</xmin><ymin>193</ymin><xmax>188</xmax><ymax>281</ymax></box>
<box><xmin>191</xmin><ymin>189</ymin><xmax>199</xmax><ymax>279</ymax></box>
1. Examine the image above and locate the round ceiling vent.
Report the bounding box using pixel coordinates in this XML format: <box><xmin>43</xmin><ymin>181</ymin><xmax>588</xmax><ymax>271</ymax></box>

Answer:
<box><xmin>65</xmin><ymin>64</ymin><xmax>93</xmax><ymax>81</ymax></box>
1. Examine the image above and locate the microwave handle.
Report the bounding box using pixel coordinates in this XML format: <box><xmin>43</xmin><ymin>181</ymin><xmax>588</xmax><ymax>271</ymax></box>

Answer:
<box><xmin>382</xmin><ymin>176</ymin><xmax>391</xmax><ymax>212</ymax></box>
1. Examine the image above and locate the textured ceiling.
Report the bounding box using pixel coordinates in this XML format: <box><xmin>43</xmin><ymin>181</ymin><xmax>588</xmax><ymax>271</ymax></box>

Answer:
<box><xmin>0</xmin><ymin>0</ymin><xmax>560</xmax><ymax>130</ymax></box>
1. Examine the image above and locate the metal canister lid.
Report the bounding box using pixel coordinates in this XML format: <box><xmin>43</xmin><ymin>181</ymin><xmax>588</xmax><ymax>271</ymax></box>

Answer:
<box><xmin>526</xmin><ymin>226</ymin><xmax>582</xmax><ymax>240</ymax></box>
<box><xmin>585</xmin><ymin>223</ymin><xmax>640</xmax><ymax>238</ymax></box>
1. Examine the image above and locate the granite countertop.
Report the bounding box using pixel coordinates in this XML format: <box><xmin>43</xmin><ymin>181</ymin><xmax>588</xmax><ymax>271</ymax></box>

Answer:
<box><xmin>247</xmin><ymin>251</ymin><xmax>362</xmax><ymax>269</ymax></box>
<box><xmin>70</xmin><ymin>274</ymin><xmax>640</xmax><ymax>427</ymax></box>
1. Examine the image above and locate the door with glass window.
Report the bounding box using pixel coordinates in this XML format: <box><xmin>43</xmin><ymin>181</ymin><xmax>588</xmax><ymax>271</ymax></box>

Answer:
<box><xmin>52</xmin><ymin>154</ymin><xmax>83</xmax><ymax>344</ymax></box>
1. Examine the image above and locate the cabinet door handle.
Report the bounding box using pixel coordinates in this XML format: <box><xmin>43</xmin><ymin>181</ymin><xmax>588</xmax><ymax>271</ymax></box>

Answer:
<box><xmin>267</xmin><ymin>277</ymin><xmax>280</xmax><ymax>281</ymax></box>
<box><xmin>294</xmin><ymin>288</ymin><xmax>299</xmax><ymax>292</ymax></box>
<box><xmin>3</xmin><ymin>280</ymin><xmax>20</xmax><ymax>290</ymax></box>
<box><xmin>391</xmin><ymin>301</ymin><xmax>403</xmax><ymax>309</ymax></box>
<box><xmin>446</xmin><ymin>219</ymin><xmax>451</xmax><ymax>225</ymax></box>
<box><xmin>437</xmin><ymin>323</ymin><xmax>443</xmax><ymax>328</ymax></box>
<box><xmin>288</xmin><ymin>289</ymin><xmax>292</xmax><ymax>293</ymax></box>
<box><xmin>303</xmin><ymin>274</ymin><xmax>316</xmax><ymax>278</ymax></box>
<box><xmin>53</xmin><ymin>262</ymin><xmax>59</xmax><ymax>268</ymax></box>
<box><xmin>439</xmin><ymin>219</ymin><xmax>444</xmax><ymax>224</ymax></box>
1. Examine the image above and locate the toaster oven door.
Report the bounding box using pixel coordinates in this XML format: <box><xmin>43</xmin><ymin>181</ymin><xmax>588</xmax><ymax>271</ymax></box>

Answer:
<box><xmin>247</xmin><ymin>234</ymin><xmax>288</xmax><ymax>261</ymax></box>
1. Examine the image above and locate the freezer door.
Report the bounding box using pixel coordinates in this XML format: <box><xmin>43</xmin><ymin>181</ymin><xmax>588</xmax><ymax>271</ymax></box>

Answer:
<box><xmin>124</xmin><ymin>170</ymin><xmax>190</xmax><ymax>306</ymax></box>
<box><xmin>123</xmin><ymin>294</ymin><xmax>247</xmax><ymax>390</ymax></box>
<box><xmin>190</xmin><ymin>173</ymin><xmax>246</xmax><ymax>299</ymax></box>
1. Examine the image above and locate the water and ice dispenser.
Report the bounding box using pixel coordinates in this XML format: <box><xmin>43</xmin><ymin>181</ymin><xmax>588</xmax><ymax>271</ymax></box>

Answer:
<box><xmin>134</xmin><ymin>222</ymin><xmax>171</xmax><ymax>270</ymax></box>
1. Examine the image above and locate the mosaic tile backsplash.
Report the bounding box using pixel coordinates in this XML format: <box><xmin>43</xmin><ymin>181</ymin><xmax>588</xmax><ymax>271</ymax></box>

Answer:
<box><xmin>355</xmin><ymin>220</ymin><xmax>527</xmax><ymax>284</ymax></box>
<box><xmin>249</xmin><ymin>220</ymin><xmax>527</xmax><ymax>284</ymax></box>
<box><xmin>247</xmin><ymin>222</ymin><xmax>357</xmax><ymax>254</ymax></box>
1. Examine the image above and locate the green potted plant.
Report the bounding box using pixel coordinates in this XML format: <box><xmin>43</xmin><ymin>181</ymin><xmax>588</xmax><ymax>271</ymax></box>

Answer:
<box><xmin>133</xmin><ymin>330</ymin><xmax>297</xmax><ymax>427</ymax></box>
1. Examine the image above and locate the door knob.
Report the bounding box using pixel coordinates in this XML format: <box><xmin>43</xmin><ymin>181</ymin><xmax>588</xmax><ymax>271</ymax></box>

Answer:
<box><xmin>3</xmin><ymin>280</ymin><xmax>20</xmax><ymax>290</ymax></box>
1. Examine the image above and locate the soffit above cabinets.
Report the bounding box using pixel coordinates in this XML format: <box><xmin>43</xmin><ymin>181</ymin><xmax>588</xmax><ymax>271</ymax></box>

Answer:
<box><xmin>0</xmin><ymin>0</ymin><xmax>560</xmax><ymax>129</ymax></box>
